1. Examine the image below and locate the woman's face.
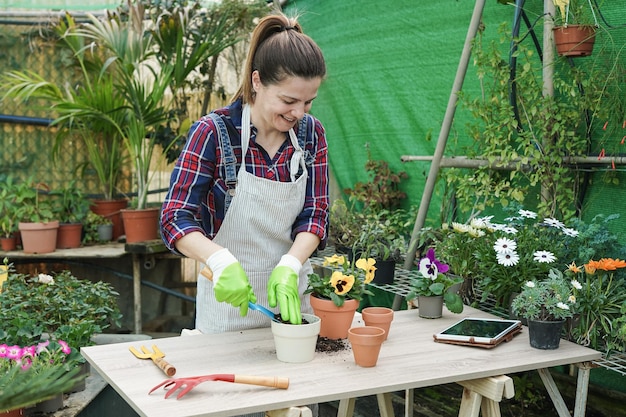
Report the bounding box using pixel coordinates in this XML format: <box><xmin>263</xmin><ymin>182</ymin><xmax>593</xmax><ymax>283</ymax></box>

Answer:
<box><xmin>251</xmin><ymin>71</ymin><xmax>322</xmax><ymax>133</ymax></box>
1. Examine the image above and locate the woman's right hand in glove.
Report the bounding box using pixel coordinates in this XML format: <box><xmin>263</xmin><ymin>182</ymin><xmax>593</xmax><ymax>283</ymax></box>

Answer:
<box><xmin>206</xmin><ymin>249</ymin><xmax>256</xmax><ymax>316</ymax></box>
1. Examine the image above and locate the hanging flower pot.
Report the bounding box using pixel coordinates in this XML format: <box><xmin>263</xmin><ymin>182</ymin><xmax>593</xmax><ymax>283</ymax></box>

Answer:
<box><xmin>271</xmin><ymin>313</ymin><xmax>321</xmax><ymax>363</ymax></box>
<box><xmin>528</xmin><ymin>319</ymin><xmax>565</xmax><ymax>350</ymax></box>
<box><xmin>553</xmin><ymin>25</ymin><xmax>596</xmax><ymax>57</ymax></box>
<box><xmin>310</xmin><ymin>295</ymin><xmax>359</xmax><ymax>340</ymax></box>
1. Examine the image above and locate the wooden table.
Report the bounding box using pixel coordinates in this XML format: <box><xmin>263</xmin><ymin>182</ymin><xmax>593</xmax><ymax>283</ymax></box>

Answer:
<box><xmin>81</xmin><ymin>305</ymin><xmax>600</xmax><ymax>417</ymax></box>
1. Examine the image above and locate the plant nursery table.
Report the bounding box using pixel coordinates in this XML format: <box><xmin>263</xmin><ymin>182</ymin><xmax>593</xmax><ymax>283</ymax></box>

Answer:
<box><xmin>81</xmin><ymin>305</ymin><xmax>600</xmax><ymax>417</ymax></box>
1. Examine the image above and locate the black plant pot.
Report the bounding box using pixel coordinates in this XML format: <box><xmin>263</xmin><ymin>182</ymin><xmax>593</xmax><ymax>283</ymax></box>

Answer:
<box><xmin>372</xmin><ymin>259</ymin><xmax>396</xmax><ymax>285</ymax></box>
<box><xmin>528</xmin><ymin>319</ymin><xmax>565</xmax><ymax>350</ymax></box>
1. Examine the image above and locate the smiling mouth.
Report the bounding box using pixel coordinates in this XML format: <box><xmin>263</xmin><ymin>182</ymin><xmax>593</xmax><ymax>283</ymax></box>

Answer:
<box><xmin>282</xmin><ymin>115</ymin><xmax>296</xmax><ymax>123</ymax></box>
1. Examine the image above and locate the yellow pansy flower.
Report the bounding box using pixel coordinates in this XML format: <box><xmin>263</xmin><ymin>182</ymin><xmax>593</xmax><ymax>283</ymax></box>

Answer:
<box><xmin>355</xmin><ymin>258</ymin><xmax>377</xmax><ymax>284</ymax></box>
<box><xmin>330</xmin><ymin>271</ymin><xmax>354</xmax><ymax>295</ymax></box>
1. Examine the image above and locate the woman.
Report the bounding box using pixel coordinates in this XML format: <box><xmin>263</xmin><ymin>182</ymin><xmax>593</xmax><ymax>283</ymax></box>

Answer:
<box><xmin>160</xmin><ymin>12</ymin><xmax>329</xmax><ymax>334</ymax></box>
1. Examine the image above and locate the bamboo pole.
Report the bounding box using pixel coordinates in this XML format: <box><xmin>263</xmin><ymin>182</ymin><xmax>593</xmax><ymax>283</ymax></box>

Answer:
<box><xmin>403</xmin><ymin>0</ymin><xmax>487</xmax><ymax>270</ymax></box>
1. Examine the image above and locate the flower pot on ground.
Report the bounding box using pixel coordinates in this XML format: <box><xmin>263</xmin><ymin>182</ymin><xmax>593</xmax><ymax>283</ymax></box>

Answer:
<box><xmin>271</xmin><ymin>313</ymin><xmax>321</xmax><ymax>363</ymax></box>
<box><xmin>121</xmin><ymin>207</ymin><xmax>160</xmax><ymax>243</ymax></box>
<box><xmin>361</xmin><ymin>307</ymin><xmax>394</xmax><ymax>340</ymax></box>
<box><xmin>348</xmin><ymin>326</ymin><xmax>386</xmax><ymax>367</ymax></box>
<box><xmin>305</xmin><ymin>254</ymin><xmax>376</xmax><ymax>339</ymax></box>
<box><xmin>310</xmin><ymin>295</ymin><xmax>359</xmax><ymax>340</ymax></box>
<box><xmin>29</xmin><ymin>393</ymin><xmax>64</xmax><ymax>414</ymax></box>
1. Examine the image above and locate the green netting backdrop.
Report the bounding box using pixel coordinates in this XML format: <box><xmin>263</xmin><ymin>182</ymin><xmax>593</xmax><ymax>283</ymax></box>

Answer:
<box><xmin>286</xmin><ymin>0</ymin><xmax>626</xmax><ymax>235</ymax></box>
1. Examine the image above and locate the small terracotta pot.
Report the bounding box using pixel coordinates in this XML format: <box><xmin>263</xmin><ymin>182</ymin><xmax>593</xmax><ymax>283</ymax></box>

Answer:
<box><xmin>361</xmin><ymin>307</ymin><xmax>394</xmax><ymax>340</ymax></box>
<box><xmin>310</xmin><ymin>295</ymin><xmax>359</xmax><ymax>340</ymax></box>
<box><xmin>348</xmin><ymin>326</ymin><xmax>386</xmax><ymax>367</ymax></box>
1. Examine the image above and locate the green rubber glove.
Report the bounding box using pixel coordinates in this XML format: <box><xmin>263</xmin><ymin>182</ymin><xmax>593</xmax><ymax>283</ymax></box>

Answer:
<box><xmin>207</xmin><ymin>249</ymin><xmax>256</xmax><ymax>316</ymax></box>
<box><xmin>268</xmin><ymin>254</ymin><xmax>302</xmax><ymax>324</ymax></box>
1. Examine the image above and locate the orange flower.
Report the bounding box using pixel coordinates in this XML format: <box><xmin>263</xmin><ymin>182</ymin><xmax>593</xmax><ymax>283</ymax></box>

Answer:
<box><xmin>330</xmin><ymin>271</ymin><xmax>354</xmax><ymax>295</ymax></box>
<box><xmin>584</xmin><ymin>261</ymin><xmax>598</xmax><ymax>275</ymax></box>
<box><xmin>567</xmin><ymin>262</ymin><xmax>581</xmax><ymax>274</ymax></box>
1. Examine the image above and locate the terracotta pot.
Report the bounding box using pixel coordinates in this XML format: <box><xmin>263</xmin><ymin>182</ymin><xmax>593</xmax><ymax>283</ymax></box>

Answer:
<box><xmin>90</xmin><ymin>198</ymin><xmax>129</xmax><ymax>240</ymax></box>
<box><xmin>417</xmin><ymin>295</ymin><xmax>443</xmax><ymax>319</ymax></box>
<box><xmin>271</xmin><ymin>313</ymin><xmax>321</xmax><ymax>363</ymax></box>
<box><xmin>528</xmin><ymin>319</ymin><xmax>565</xmax><ymax>350</ymax></box>
<box><xmin>553</xmin><ymin>25</ymin><xmax>596</xmax><ymax>57</ymax></box>
<box><xmin>361</xmin><ymin>307</ymin><xmax>394</xmax><ymax>340</ymax></box>
<box><xmin>121</xmin><ymin>208</ymin><xmax>159</xmax><ymax>243</ymax></box>
<box><xmin>0</xmin><ymin>236</ymin><xmax>17</xmax><ymax>251</ymax></box>
<box><xmin>2</xmin><ymin>408</ymin><xmax>23</xmax><ymax>416</ymax></box>
<box><xmin>310</xmin><ymin>295</ymin><xmax>359</xmax><ymax>340</ymax></box>
<box><xmin>18</xmin><ymin>221</ymin><xmax>59</xmax><ymax>254</ymax></box>
<box><xmin>56</xmin><ymin>223</ymin><xmax>83</xmax><ymax>249</ymax></box>
<box><xmin>348</xmin><ymin>326</ymin><xmax>386</xmax><ymax>367</ymax></box>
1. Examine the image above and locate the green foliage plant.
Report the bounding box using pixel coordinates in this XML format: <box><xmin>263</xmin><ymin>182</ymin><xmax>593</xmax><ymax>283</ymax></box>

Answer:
<box><xmin>510</xmin><ymin>268</ymin><xmax>578</xmax><ymax>321</ymax></box>
<box><xmin>446</xmin><ymin>23</ymin><xmax>609</xmax><ymax>221</ymax></box>
<box><xmin>0</xmin><ymin>264</ymin><xmax>122</xmax><ymax>349</ymax></box>
<box><xmin>0</xmin><ymin>175</ymin><xmax>20</xmax><ymax>237</ymax></box>
<box><xmin>82</xmin><ymin>211</ymin><xmax>114</xmax><ymax>244</ymax></box>
<box><xmin>13</xmin><ymin>177</ymin><xmax>56</xmax><ymax>224</ymax></box>
<box><xmin>50</xmin><ymin>179</ymin><xmax>91</xmax><ymax>223</ymax></box>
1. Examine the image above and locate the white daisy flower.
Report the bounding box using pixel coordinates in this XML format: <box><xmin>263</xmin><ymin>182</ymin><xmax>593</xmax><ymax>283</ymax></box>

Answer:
<box><xmin>489</xmin><ymin>223</ymin><xmax>507</xmax><ymax>231</ymax></box>
<box><xmin>493</xmin><ymin>238</ymin><xmax>517</xmax><ymax>253</ymax></box>
<box><xmin>557</xmin><ymin>302</ymin><xmax>570</xmax><ymax>310</ymax></box>
<box><xmin>451</xmin><ymin>222</ymin><xmax>470</xmax><ymax>233</ymax></box>
<box><xmin>544</xmin><ymin>217</ymin><xmax>565</xmax><ymax>229</ymax></box>
<box><xmin>533</xmin><ymin>250</ymin><xmax>556</xmax><ymax>263</ymax></box>
<box><xmin>519</xmin><ymin>209</ymin><xmax>538</xmax><ymax>219</ymax></box>
<box><xmin>568</xmin><ymin>295</ymin><xmax>577</xmax><ymax>303</ymax></box>
<box><xmin>468</xmin><ymin>227</ymin><xmax>485</xmax><ymax>238</ymax></box>
<box><xmin>525</xmin><ymin>281</ymin><xmax>536</xmax><ymax>288</ymax></box>
<box><xmin>571</xmin><ymin>279</ymin><xmax>582</xmax><ymax>290</ymax></box>
<box><xmin>562</xmin><ymin>227</ymin><xmax>579</xmax><ymax>237</ymax></box>
<box><xmin>502</xmin><ymin>226</ymin><xmax>518</xmax><ymax>235</ymax></box>
<box><xmin>496</xmin><ymin>251</ymin><xmax>520</xmax><ymax>266</ymax></box>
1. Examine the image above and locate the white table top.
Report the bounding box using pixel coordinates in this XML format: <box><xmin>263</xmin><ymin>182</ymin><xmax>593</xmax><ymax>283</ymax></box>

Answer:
<box><xmin>81</xmin><ymin>306</ymin><xmax>601</xmax><ymax>417</ymax></box>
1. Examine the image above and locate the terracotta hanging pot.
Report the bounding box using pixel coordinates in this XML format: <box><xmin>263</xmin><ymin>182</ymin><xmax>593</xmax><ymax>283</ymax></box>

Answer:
<box><xmin>121</xmin><ymin>208</ymin><xmax>160</xmax><ymax>243</ymax></box>
<box><xmin>348</xmin><ymin>326</ymin><xmax>386</xmax><ymax>367</ymax></box>
<box><xmin>417</xmin><ymin>295</ymin><xmax>444</xmax><ymax>319</ymax></box>
<box><xmin>361</xmin><ymin>307</ymin><xmax>394</xmax><ymax>341</ymax></box>
<box><xmin>56</xmin><ymin>223</ymin><xmax>83</xmax><ymax>249</ymax></box>
<box><xmin>310</xmin><ymin>295</ymin><xmax>359</xmax><ymax>340</ymax></box>
<box><xmin>553</xmin><ymin>25</ymin><xmax>596</xmax><ymax>57</ymax></box>
<box><xmin>18</xmin><ymin>221</ymin><xmax>59</xmax><ymax>254</ymax></box>
<box><xmin>90</xmin><ymin>198</ymin><xmax>129</xmax><ymax>240</ymax></box>
<box><xmin>271</xmin><ymin>313</ymin><xmax>321</xmax><ymax>363</ymax></box>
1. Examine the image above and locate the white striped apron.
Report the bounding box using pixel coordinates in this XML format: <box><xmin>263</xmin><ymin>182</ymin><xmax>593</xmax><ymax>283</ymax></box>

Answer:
<box><xmin>196</xmin><ymin>104</ymin><xmax>313</xmax><ymax>334</ymax></box>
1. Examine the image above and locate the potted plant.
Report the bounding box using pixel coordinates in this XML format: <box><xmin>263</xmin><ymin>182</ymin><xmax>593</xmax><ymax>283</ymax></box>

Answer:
<box><xmin>407</xmin><ymin>248</ymin><xmax>464</xmax><ymax>319</ymax></box>
<box><xmin>562</xmin><ymin>258</ymin><xmax>626</xmax><ymax>354</ymax></box>
<box><xmin>83</xmin><ymin>211</ymin><xmax>114</xmax><ymax>244</ymax></box>
<box><xmin>510</xmin><ymin>268</ymin><xmax>579</xmax><ymax>349</ymax></box>
<box><xmin>0</xmin><ymin>340</ymin><xmax>84</xmax><ymax>414</ymax></box>
<box><xmin>305</xmin><ymin>254</ymin><xmax>376</xmax><ymax>339</ymax></box>
<box><xmin>552</xmin><ymin>0</ymin><xmax>598</xmax><ymax>57</ymax></box>
<box><xmin>13</xmin><ymin>177</ymin><xmax>59</xmax><ymax>254</ymax></box>
<box><xmin>0</xmin><ymin>265</ymin><xmax>123</xmax><ymax>351</ymax></box>
<box><xmin>50</xmin><ymin>180</ymin><xmax>91</xmax><ymax>249</ymax></box>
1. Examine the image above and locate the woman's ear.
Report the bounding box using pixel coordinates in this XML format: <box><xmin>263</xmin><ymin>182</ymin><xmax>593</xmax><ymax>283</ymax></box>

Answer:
<box><xmin>251</xmin><ymin>70</ymin><xmax>261</xmax><ymax>92</ymax></box>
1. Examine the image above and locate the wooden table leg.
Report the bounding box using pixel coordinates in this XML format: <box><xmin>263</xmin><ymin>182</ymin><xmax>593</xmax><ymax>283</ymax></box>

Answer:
<box><xmin>337</xmin><ymin>398</ymin><xmax>355</xmax><ymax>417</ymax></box>
<box><xmin>457</xmin><ymin>375</ymin><xmax>514</xmax><ymax>417</ymax></box>
<box><xmin>132</xmin><ymin>253</ymin><xmax>142</xmax><ymax>334</ymax></box>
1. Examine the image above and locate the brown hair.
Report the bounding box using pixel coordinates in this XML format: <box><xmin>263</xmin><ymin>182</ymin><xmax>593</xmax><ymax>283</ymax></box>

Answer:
<box><xmin>231</xmin><ymin>12</ymin><xmax>326</xmax><ymax>104</ymax></box>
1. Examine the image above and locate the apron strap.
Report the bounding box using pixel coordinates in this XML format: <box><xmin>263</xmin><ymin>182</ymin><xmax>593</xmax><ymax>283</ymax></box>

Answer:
<box><xmin>208</xmin><ymin>113</ymin><xmax>238</xmax><ymax>213</ymax></box>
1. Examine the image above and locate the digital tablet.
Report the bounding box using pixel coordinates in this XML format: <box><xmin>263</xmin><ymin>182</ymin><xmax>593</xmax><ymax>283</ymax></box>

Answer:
<box><xmin>433</xmin><ymin>318</ymin><xmax>522</xmax><ymax>348</ymax></box>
